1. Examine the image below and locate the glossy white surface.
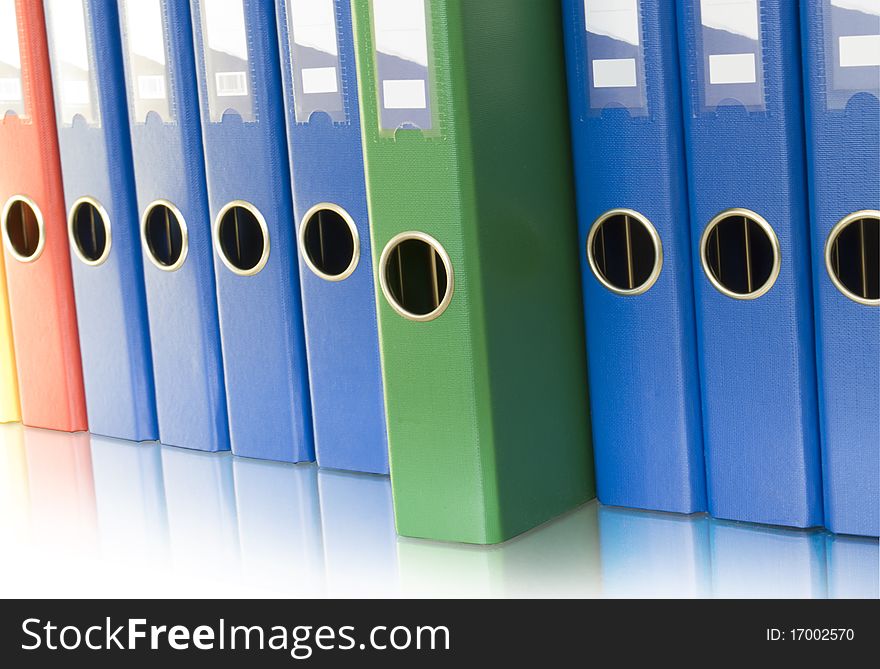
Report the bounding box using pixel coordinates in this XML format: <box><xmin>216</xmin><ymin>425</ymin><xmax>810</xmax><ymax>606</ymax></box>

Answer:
<box><xmin>0</xmin><ymin>424</ymin><xmax>876</xmax><ymax>599</ymax></box>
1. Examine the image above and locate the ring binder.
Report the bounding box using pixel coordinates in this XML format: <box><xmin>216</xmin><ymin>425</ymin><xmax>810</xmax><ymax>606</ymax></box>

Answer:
<box><xmin>378</xmin><ymin>232</ymin><xmax>454</xmax><ymax>323</ymax></box>
<box><xmin>213</xmin><ymin>200</ymin><xmax>271</xmax><ymax>277</ymax></box>
<box><xmin>700</xmin><ymin>208</ymin><xmax>781</xmax><ymax>301</ymax></box>
<box><xmin>0</xmin><ymin>249</ymin><xmax>18</xmax><ymax>424</ymax></box>
<box><xmin>677</xmin><ymin>0</ymin><xmax>822</xmax><ymax>527</ymax></box>
<box><xmin>352</xmin><ymin>0</ymin><xmax>594</xmax><ymax>543</ymax></box>
<box><xmin>298</xmin><ymin>203</ymin><xmax>360</xmax><ymax>283</ymax></box>
<box><xmin>824</xmin><ymin>211</ymin><xmax>879</xmax><ymax>307</ymax></box>
<box><xmin>563</xmin><ymin>0</ymin><xmax>705</xmax><ymax>514</ymax></box>
<box><xmin>120</xmin><ymin>0</ymin><xmax>231</xmax><ymax>453</ymax></box>
<box><xmin>277</xmin><ymin>0</ymin><xmax>388</xmax><ymax>473</ymax></box>
<box><xmin>2</xmin><ymin>196</ymin><xmax>46</xmax><ymax>263</ymax></box>
<box><xmin>45</xmin><ymin>0</ymin><xmax>159</xmax><ymax>442</ymax></box>
<box><xmin>67</xmin><ymin>197</ymin><xmax>112</xmax><ymax>267</ymax></box>
<box><xmin>140</xmin><ymin>200</ymin><xmax>189</xmax><ymax>273</ymax></box>
<box><xmin>192</xmin><ymin>0</ymin><xmax>313</xmax><ymax>462</ymax></box>
<box><xmin>586</xmin><ymin>209</ymin><xmax>664</xmax><ymax>297</ymax></box>
<box><xmin>0</xmin><ymin>0</ymin><xmax>87</xmax><ymax>432</ymax></box>
<box><xmin>801</xmin><ymin>0</ymin><xmax>879</xmax><ymax>537</ymax></box>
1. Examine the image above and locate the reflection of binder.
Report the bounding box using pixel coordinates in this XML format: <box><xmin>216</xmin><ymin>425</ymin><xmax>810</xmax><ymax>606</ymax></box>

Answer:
<box><xmin>709</xmin><ymin>521</ymin><xmax>827</xmax><ymax>598</ymax></box>
<box><xmin>277</xmin><ymin>0</ymin><xmax>387</xmax><ymax>474</ymax></box>
<box><xmin>234</xmin><ymin>459</ymin><xmax>324</xmax><ymax>596</ymax></box>
<box><xmin>351</xmin><ymin>0</ymin><xmax>594</xmax><ymax>544</ymax></box>
<box><xmin>318</xmin><ymin>470</ymin><xmax>397</xmax><ymax>596</ymax></box>
<box><xmin>598</xmin><ymin>507</ymin><xmax>711</xmax><ymax>598</ymax></box>
<box><xmin>400</xmin><ymin>503</ymin><xmax>602</xmax><ymax>598</ymax></box>
<box><xmin>44</xmin><ymin>0</ymin><xmax>158</xmax><ymax>441</ymax></box>
<box><xmin>562</xmin><ymin>0</ymin><xmax>705</xmax><ymax>514</ymax></box>
<box><xmin>0</xmin><ymin>0</ymin><xmax>87</xmax><ymax>432</ymax></box>
<box><xmin>676</xmin><ymin>0</ymin><xmax>822</xmax><ymax>527</ymax></box>
<box><xmin>0</xmin><ymin>423</ymin><xmax>28</xmax><ymax>536</ymax></box>
<box><xmin>191</xmin><ymin>0</ymin><xmax>313</xmax><ymax>463</ymax></box>
<box><xmin>90</xmin><ymin>436</ymin><xmax>168</xmax><ymax>561</ymax></box>
<box><xmin>160</xmin><ymin>445</ymin><xmax>239</xmax><ymax>577</ymax></box>
<box><xmin>119</xmin><ymin>0</ymin><xmax>229</xmax><ymax>452</ymax></box>
<box><xmin>825</xmin><ymin>535</ymin><xmax>879</xmax><ymax>599</ymax></box>
<box><xmin>801</xmin><ymin>0</ymin><xmax>879</xmax><ymax>538</ymax></box>
<box><xmin>23</xmin><ymin>427</ymin><xmax>97</xmax><ymax>550</ymax></box>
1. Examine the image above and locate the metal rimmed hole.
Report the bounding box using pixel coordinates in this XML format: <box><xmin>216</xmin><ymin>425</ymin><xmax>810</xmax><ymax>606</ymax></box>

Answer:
<box><xmin>701</xmin><ymin>209</ymin><xmax>780</xmax><ymax>300</ymax></box>
<box><xmin>69</xmin><ymin>198</ymin><xmax>112</xmax><ymax>266</ymax></box>
<box><xmin>142</xmin><ymin>201</ymin><xmax>188</xmax><ymax>272</ymax></box>
<box><xmin>215</xmin><ymin>202</ymin><xmax>270</xmax><ymax>276</ymax></box>
<box><xmin>587</xmin><ymin>209</ymin><xmax>663</xmax><ymax>296</ymax></box>
<box><xmin>826</xmin><ymin>211</ymin><xmax>879</xmax><ymax>306</ymax></box>
<box><xmin>2</xmin><ymin>197</ymin><xmax>45</xmax><ymax>263</ymax></box>
<box><xmin>379</xmin><ymin>232</ymin><xmax>454</xmax><ymax>322</ymax></box>
<box><xmin>299</xmin><ymin>204</ymin><xmax>360</xmax><ymax>282</ymax></box>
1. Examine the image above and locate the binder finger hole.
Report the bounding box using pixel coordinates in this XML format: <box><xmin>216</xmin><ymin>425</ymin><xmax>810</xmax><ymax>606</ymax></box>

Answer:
<box><xmin>701</xmin><ymin>209</ymin><xmax>780</xmax><ymax>300</ymax></box>
<box><xmin>299</xmin><ymin>204</ymin><xmax>360</xmax><ymax>282</ymax></box>
<box><xmin>69</xmin><ymin>198</ymin><xmax>112</xmax><ymax>266</ymax></box>
<box><xmin>215</xmin><ymin>202</ymin><xmax>270</xmax><ymax>276</ymax></box>
<box><xmin>825</xmin><ymin>211</ymin><xmax>879</xmax><ymax>306</ymax></box>
<box><xmin>142</xmin><ymin>201</ymin><xmax>188</xmax><ymax>272</ymax></box>
<box><xmin>2</xmin><ymin>196</ymin><xmax>45</xmax><ymax>263</ymax></box>
<box><xmin>587</xmin><ymin>210</ymin><xmax>663</xmax><ymax>296</ymax></box>
<box><xmin>380</xmin><ymin>232</ymin><xmax>454</xmax><ymax>322</ymax></box>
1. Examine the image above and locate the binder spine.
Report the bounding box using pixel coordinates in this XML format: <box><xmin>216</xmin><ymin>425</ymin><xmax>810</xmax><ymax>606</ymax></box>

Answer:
<box><xmin>277</xmin><ymin>0</ymin><xmax>388</xmax><ymax>474</ymax></box>
<box><xmin>562</xmin><ymin>0</ymin><xmax>705</xmax><ymax>513</ymax></box>
<box><xmin>190</xmin><ymin>0</ymin><xmax>313</xmax><ymax>462</ymax></box>
<box><xmin>45</xmin><ymin>0</ymin><xmax>158</xmax><ymax>441</ymax></box>
<box><xmin>801</xmin><ymin>0</ymin><xmax>879</xmax><ymax>537</ymax></box>
<box><xmin>0</xmin><ymin>0</ymin><xmax>87</xmax><ymax>431</ymax></box>
<box><xmin>352</xmin><ymin>0</ymin><xmax>593</xmax><ymax>544</ymax></box>
<box><xmin>676</xmin><ymin>0</ymin><xmax>822</xmax><ymax>527</ymax></box>
<box><xmin>0</xmin><ymin>233</ymin><xmax>19</xmax><ymax>423</ymax></box>
<box><xmin>0</xmin><ymin>0</ymin><xmax>20</xmax><ymax>425</ymax></box>
<box><xmin>121</xmin><ymin>0</ymin><xmax>230</xmax><ymax>452</ymax></box>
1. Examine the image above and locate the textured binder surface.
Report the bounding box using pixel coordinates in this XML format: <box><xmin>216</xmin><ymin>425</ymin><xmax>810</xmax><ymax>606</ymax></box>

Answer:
<box><xmin>276</xmin><ymin>0</ymin><xmax>387</xmax><ymax>474</ymax></box>
<box><xmin>801</xmin><ymin>0</ymin><xmax>879</xmax><ymax>537</ymax></box>
<box><xmin>120</xmin><ymin>0</ymin><xmax>230</xmax><ymax>452</ymax></box>
<box><xmin>676</xmin><ymin>0</ymin><xmax>823</xmax><ymax>527</ymax></box>
<box><xmin>0</xmin><ymin>0</ymin><xmax>87</xmax><ymax>432</ymax></box>
<box><xmin>190</xmin><ymin>0</ymin><xmax>313</xmax><ymax>462</ymax></box>
<box><xmin>562</xmin><ymin>0</ymin><xmax>705</xmax><ymax>514</ymax></box>
<box><xmin>45</xmin><ymin>0</ymin><xmax>158</xmax><ymax>441</ymax></box>
<box><xmin>351</xmin><ymin>0</ymin><xmax>594</xmax><ymax>544</ymax></box>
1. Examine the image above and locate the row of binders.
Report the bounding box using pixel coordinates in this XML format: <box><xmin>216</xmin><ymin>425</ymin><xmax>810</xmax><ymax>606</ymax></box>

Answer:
<box><xmin>0</xmin><ymin>0</ymin><xmax>876</xmax><ymax>545</ymax></box>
